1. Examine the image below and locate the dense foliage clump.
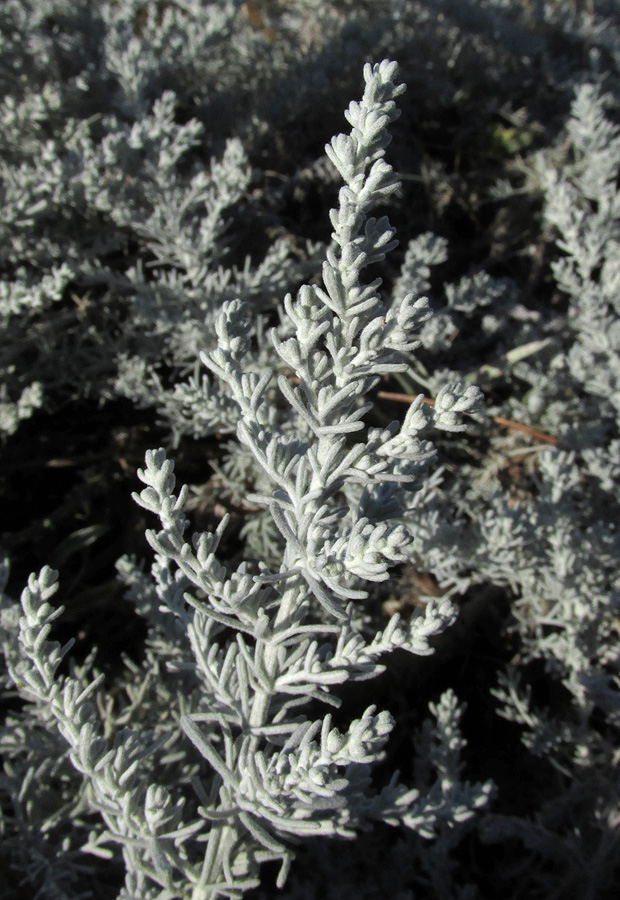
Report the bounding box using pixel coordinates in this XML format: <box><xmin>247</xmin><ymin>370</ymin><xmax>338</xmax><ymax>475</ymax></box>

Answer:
<box><xmin>1</xmin><ymin>2</ymin><xmax>620</xmax><ymax>898</ymax></box>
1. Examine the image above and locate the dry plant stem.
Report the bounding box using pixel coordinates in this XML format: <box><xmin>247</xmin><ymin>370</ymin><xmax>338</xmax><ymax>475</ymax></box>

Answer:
<box><xmin>287</xmin><ymin>375</ymin><xmax>557</xmax><ymax>445</ymax></box>
<box><xmin>377</xmin><ymin>391</ymin><xmax>558</xmax><ymax>446</ymax></box>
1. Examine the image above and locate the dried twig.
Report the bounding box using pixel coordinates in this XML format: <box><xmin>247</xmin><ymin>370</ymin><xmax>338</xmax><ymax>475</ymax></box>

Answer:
<box><xmin>287</xmin><ymin>375</ymin><xmax>558</xmax><ymax>446</ymax></box>
<box><xmin>377</xmin><ymin>390</ymin><xmax>558</xmax><ymax>446</ymax></box>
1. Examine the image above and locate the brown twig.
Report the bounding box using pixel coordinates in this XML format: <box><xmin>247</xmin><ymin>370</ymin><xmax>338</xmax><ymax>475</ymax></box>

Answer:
<box><xmin>285</xmin><ymin>375</ymin><xmax>557</xmax><ymax>446</ymax></box>
<box><xmin>490</xmin><ymin>415</ymin><xmax>557</xmax><ymax>445</ymax></box>
<box><xmin>377</xmin><ymin>390</ymin><xmax>558</xmax><ymax>446</ymax></box>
